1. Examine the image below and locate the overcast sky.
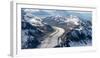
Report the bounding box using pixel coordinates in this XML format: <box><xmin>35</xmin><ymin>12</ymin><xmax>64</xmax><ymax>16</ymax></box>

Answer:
<box><xmin>22</xmin><ymin>8</ymin><xmax>92</xmax><ymax>20</ymax></box>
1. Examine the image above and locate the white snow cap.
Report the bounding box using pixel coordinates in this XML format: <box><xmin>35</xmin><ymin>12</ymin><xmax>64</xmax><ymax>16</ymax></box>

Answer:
<box><xmin>66</xmin><ymin>15</ymin><xmax>80</xmax><ymax>26</ymax></box>
<box><xmin>29</xmin><ymin>17</ymin><xmax>44</xmax><ymax>26</ymax></box>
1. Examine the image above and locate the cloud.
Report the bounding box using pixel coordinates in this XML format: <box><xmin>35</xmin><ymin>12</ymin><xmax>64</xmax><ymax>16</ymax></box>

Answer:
<box><xmin>22</xmin><ymin>8</ymin><xmax>92</xmax><ymax>19</ymax></box>
<box><xmin>67</xmin><ymin>11</ymin><xmax>91</xmax><ymax>14</ymax></box>
<box><xmin>23</xmin><ymin>9</ymin><xmax>40</xmax><ymax>13</ymax></box>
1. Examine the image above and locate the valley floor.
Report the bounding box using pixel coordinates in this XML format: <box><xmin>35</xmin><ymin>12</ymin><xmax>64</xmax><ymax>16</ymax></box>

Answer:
<box><xmin>37</xmin><ymin>26</ymin><xmax>65</xmax><ymax>48</ymax></box>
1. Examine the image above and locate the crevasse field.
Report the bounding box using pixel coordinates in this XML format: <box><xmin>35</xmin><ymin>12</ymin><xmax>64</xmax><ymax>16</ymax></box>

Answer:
<box><xmin>21</xmin><ymin>8</ymin><xmax>92</xmax><ymax>49</ymax></box>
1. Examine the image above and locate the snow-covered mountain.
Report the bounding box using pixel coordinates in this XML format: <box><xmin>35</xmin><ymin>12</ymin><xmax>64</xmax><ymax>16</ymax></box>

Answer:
<box><xmin>55</xmin><ymin>15</ymin><xmax>92</xmax><ymax>47</ymax></box>
<box><xmin>67</xmin><ymin>19</ymin><xmax>92</xmax><ymax>47</ymax></box>
<box><xmin>43</xmin><ymin>16</ymin><xmax>68</xmax><ymax>25</ymax></box>
<box><xmin>21</xmin><ymin>8</ymin><xmax>92</xmax><ymax>48</ymax></box>
<box><xmin>21</xmin><ymin>20</ymin><xmax>54</xmax><ymax>49</ymax></box>
<box><xmin>29</xmin><ymin>17</ymin><xmax>43</xmax><ymax>26</ymax></box>
<box><xmin>21</xmin><ymin>10</ymin><xmax>54</xmax><ymax>49</ymax></box>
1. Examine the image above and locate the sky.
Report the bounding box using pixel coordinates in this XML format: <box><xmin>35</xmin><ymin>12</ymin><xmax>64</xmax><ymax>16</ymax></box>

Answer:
<box><xmin>22</xmin><ymin>8</ymin><xmax>92</xmax><ymax>20</ymax></box>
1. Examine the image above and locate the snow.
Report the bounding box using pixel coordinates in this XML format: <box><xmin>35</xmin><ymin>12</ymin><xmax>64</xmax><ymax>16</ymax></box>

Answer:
<box><xmin>66</xmin><ymin>15</ymin><xmax>80</xmax><ymax>26</ymax></box>
<box><xmin>28</xmin><ymin>17</ymin><xmax>44</xmax><ymax>26</ymax></box>
<box><xmin>69</xmin><ymin>39</ymin><xmax>92</xmax><ymax>47</ymax></box>
<box><xmin>75</xmin><ymin>26</ymin><xmax>83</xmax><ymax>31</ymax></box>
<box><xmin>37</xmin><ymin>26</ymin><xmax>65</xmax><ymax>48</ymax></box>
<box><xmin>23</xmin><ymin>9</ymin><xmax>40</xmax><ymax>13</ymax></box>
